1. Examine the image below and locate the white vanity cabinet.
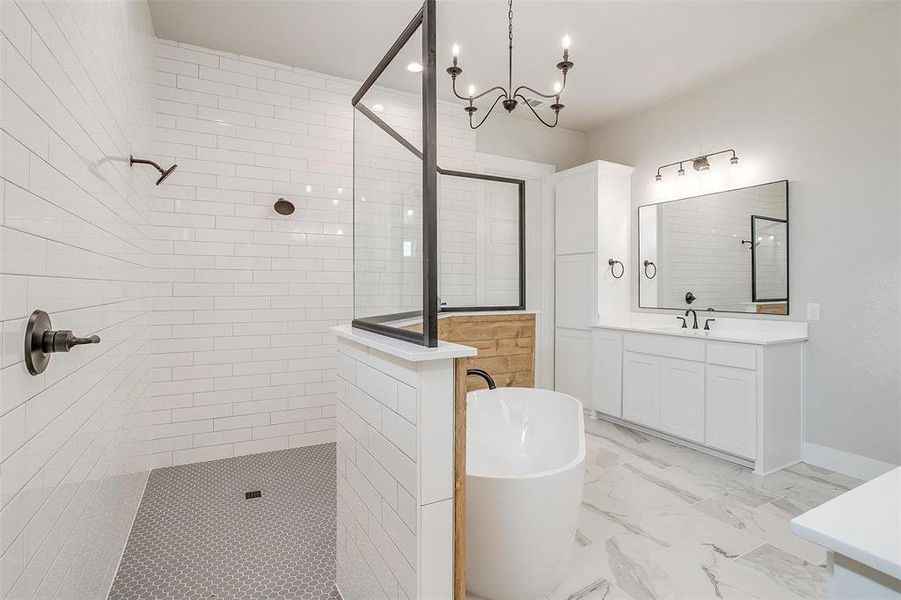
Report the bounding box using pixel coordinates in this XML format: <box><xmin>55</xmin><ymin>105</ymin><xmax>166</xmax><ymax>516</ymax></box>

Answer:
<box><xmin>659</xmin><ymin>358</ymin><xmax>706</xmax><ymax>444</ymax></box>
<box><xmin>591</xmin><ymin>324</ymin><xmax>805</xmax><ymax>475</ymax></box>
<box><xmin>705</xmin><ymin>364</ymin><xmax>757</xmax><ymax>458</ymax></box>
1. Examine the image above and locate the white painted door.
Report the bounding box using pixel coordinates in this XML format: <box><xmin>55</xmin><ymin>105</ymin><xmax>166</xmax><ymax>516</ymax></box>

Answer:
<box><xmin>705</xmin><ymin>364</ymin><xmax>757</xmax><ymax>459</ymax></box>
<box><xmin>555</xmin><ymin>328</ymin><xmax>592</xmax><ymax>406</ymax></box>
<box><xmin>592</xmin><ymin>330</ymin><xmax>622</xmax><ymax>417</ymax></box>
<box><xmin>659</xmin><ymin>358</ymin><xmax>706</xmax><ymax>443</ymax></box>
<box><xmin>622</xmin><ymin>351</ymin><xmax>660</xmax><ymax>429</ymax></box>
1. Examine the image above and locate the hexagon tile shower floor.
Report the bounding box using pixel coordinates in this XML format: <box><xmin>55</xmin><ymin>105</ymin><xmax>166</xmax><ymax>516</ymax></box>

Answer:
<box><xmin>108</xmin><ymin>443</ymin><xmax>339</xmax><ymax>600</ymax></box>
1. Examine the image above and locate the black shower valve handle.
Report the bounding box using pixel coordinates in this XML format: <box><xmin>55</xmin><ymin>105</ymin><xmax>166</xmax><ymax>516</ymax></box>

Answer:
<box><xmin>41</xmin><ymin>330</ymin><xmax>101</xmax><ymax>353</ymax></box>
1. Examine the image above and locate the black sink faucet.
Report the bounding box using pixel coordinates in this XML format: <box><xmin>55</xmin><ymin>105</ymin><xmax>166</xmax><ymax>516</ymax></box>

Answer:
<box><xmin>684</xmin><ymin>309</ymin><xmax>699</xmax><ymax>330</ymax></box>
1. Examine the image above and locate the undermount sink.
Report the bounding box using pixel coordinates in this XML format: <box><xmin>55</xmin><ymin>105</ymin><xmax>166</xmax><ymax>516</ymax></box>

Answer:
<box><xmin>648</xmin><ymin>326</ymin><xmax>710</xmax><ymax>336</ymax></box>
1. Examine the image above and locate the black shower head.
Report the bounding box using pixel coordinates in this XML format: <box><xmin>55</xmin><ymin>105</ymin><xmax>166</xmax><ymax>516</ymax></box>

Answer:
<box><xmin>273</xmin><ymin>198</ymin><xmax>295</xmax><ymax>215</ymax></box>
<box><xmin>156</xmin><ymin>164</ymin><xmax>177</xmax><ymax>185</ymax></box>
<box><xmin>130</xmin><ymin>155</ymin><xmax>178</xmax><ymax>186</ymax></box>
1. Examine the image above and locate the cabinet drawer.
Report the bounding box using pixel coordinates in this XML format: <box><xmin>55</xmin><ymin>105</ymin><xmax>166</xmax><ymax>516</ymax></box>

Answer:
<box><xmin>706</xmin><ymin>342</ymin><xmax>757</xmax><ymax>370</ymax></box>
<box><xmin>623</xmin><ymin>332</ymin><xmax>705</xmax><ymax>362</ymax></box>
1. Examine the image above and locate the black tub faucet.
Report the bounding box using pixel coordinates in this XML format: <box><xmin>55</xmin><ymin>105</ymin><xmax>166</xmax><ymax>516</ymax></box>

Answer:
<box><xmin>467</xmin><ymin>368</ymin><xmax>497</xmax><ymax>390</ymax></box>
<box><xmin>684</xmin><ymin>309</ymin><xmax>699</xmax><ymax>330</ymax></box>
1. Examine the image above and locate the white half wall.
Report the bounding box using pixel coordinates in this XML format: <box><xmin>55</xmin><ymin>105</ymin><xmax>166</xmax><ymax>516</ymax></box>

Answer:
<box><xmin>585</xmin><ymin>5</ymin><xmax>901</xmax><ymax>468</ymax></box>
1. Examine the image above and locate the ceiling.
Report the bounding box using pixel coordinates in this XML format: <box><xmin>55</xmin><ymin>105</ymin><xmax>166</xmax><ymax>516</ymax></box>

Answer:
<box><xmin>148</xmin><ymin>0</ymin><xmax>891</xmax><ymax>131</ymax></box>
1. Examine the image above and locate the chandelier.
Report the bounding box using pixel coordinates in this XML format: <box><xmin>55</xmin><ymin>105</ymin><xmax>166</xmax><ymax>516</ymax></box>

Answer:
<box><xmin>445</xmin><ymin>0</ymin><xmax>573</xmax><ymax>129</ymax></box>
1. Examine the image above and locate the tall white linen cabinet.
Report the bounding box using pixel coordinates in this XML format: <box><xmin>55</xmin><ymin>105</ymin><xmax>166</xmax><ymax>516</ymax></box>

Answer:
<box><xmin>553</xmin><ymin>160</ymin><xmax>633</xmax><ymax>403</ymax></box>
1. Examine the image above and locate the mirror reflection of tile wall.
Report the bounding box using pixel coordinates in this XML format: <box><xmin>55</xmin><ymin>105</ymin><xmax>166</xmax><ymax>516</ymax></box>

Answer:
<box><xmin>639</xmin><ymin>180</ymin><xmax>788</xmax><ymax>315</ymax></box>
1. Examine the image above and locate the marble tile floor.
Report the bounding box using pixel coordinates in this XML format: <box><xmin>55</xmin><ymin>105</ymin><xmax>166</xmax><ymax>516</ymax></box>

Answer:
<box><xmin>540</xmin><ymin>418</ymin><xmax>864</xmax><ymax>600</ymax></box>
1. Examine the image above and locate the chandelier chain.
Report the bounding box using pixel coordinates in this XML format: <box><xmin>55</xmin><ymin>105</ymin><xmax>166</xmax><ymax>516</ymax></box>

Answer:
<box><xmin>508</xmin><ymin>0</ymin><xmax>513</xmax><ymax>48</ymax></box>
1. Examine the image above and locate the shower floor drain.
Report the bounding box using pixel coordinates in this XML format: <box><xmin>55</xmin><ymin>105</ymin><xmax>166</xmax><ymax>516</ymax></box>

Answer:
<box><xmin>244</xmin><ymin>490</ymin><xmax>262</xmax><ymax>499</ymax></box>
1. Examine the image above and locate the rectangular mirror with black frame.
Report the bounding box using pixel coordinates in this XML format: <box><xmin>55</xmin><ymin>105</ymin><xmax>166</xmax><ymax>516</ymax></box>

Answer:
<box><xmin>639</xmin><ymin>180</ymin><xmax>789</xmax><ymax>315</ymax></box>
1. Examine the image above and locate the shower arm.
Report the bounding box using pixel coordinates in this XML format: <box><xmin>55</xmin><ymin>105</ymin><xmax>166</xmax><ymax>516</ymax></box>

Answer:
<box><xmin>129</xmin><ymin>155</ymin><xmax>177</xmax><ymax>185</ymax></box>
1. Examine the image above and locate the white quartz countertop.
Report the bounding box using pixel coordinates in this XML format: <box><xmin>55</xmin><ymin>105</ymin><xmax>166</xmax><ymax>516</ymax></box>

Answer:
<box><xmin>593</xmin><ymin>318</ymin><xmax>808</xmax><ymax>345</ymax></box>
<box><xmin>791</xmin><ymin>467</ymin><xmax>901</xmax><ymax>580</ymax></box>
<box><xmin>332</xmin><ymin>324</ymin><xmax>477</xmax><ymax>362</ymax></box>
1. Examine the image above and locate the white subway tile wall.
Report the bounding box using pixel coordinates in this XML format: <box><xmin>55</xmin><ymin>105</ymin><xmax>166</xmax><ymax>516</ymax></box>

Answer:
<box><xmin>0</xmin><ymin>1</ymin><xmax>157</xmax><ymax>598</ymax></box>
<box><xmin>150</xmin><ymin>40</ymin><xmax>482</xmax><ymax>464</ymax></box>
<box><xmin>334</xmin><ymin>337</ymin><xmax>455</xmax><ymax>600</ymax></box>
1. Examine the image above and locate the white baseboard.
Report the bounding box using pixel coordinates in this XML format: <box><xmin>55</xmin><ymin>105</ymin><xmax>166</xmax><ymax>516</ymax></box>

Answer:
<box><xmin>803</xmin><ymin>442</ymin><xmax>897</xmax><ymax>481</ymax></box>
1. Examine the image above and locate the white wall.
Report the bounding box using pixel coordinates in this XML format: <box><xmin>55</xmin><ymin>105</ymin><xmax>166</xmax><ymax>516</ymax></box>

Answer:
<box><xmin>586</xmin><ymin>5</ymin><xmax>901</xmax><ymax>466</ymax></box>
<box><xmin>150</xmin><ymin>41</ymin><xmax>358</xmax><ymax>465</ymax></box>
<box><xmin>0</xmin><ymin>1</ymin><xmax>157</xmax><ymax>597</ymax></box>
<box><xmin>476</xmin><ymin>111</ymin><xmax>588</xmax><ymax>171</ymax></box>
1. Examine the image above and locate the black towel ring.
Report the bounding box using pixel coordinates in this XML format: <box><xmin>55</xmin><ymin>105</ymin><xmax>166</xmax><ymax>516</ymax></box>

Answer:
<box><xmin>607</xmin><ymin>258</ymin><xmax>624</xmax><ymax>279</ymax></box>
<box><xmin>643</xmin><ymin>260</ymin><xmax>657</xmax><ymax>279</ymax></box>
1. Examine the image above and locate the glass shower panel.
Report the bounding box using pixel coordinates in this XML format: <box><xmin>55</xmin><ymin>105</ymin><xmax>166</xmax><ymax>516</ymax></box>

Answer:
<box><xmin>352</xmin><ymin>19</ymin><xmax>425</xmax><ymax>332</ymax></box>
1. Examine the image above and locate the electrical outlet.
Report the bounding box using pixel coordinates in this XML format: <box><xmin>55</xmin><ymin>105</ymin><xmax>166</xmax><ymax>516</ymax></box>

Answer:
<box><xmin>806</xmin><ymin>303</ymin><xmax>821</xmax><ymax>321</ymax></box>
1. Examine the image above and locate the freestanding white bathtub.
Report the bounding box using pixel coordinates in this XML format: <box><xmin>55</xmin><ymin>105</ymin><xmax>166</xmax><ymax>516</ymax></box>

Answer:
<box><xmin>465</xmin><ymin>387</ymin><xmax>585</xmax><ymax>600</ymax></box>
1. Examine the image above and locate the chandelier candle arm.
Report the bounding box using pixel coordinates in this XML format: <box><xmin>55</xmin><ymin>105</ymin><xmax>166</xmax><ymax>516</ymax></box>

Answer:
<box><xmin>515</xmin><ymin>93</ymin><xmax>560</xmax><ymax>128</ymax></box>
<box><xmin>445</xmin><ymin>0</ymin><xmax>573</xmax><ymax>129</ymax></box>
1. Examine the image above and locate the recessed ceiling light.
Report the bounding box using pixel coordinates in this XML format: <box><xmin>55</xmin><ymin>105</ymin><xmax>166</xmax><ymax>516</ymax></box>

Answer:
<box><xmin>305</xmin><ymin>185</ymin><xmax>312</xmax><ymax>193</ymax></box>
<box><xmin>406</xmin><ymin>62</ymin><xmax>423</xmax><ymax>73</ymax></box>
<box><xmin>371</xmin><ymin>104</ymin><xmax>384</xmax><ymax>112</ymax></box>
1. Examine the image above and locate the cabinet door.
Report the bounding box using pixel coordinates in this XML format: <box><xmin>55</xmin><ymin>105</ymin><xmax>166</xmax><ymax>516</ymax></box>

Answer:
<box><xmin>622</xmin><ymin>351</ymin><xmax>660</xmax><ymax>429</ymax></box>
<box><xmin>659</xmin><ymin>358</ymin><xmax>705</xmax><ymax>443</ymax></box>
<box><xmin>705</xmin><ymin>365</ymin><xmax>757</xmax><ymax>459</ymax></box>
<box><xmin>592</xmin><ymin>330</ymin><xmax>622</xmax><ymax>417</ymax></box>
<box><xmin>555</xmin><ymin>254</ymin><xmax>595</xmax><ymax>329</ymax></box>
<box><xmin>555</xmin><ymin>328</ymin><xmax>592</xmax><ymax>405</ymax></box>
<box><xmin>555</xmin><ymin>169</ymin><xmax>596</xmax><ymax>255</ymax></box>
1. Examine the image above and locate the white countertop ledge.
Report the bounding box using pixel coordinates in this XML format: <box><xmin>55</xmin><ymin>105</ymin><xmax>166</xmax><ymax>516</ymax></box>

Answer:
<box><xmin>332</xmin><ymin>324</ymin><xmax>477</xmax><ymax>362</ymax></box>
<box><xmin>791</xmin><ymin>467</ymin><xmax>901</xmax><ymax>580</ymax></box>
<box><xmin>593</xmin><ymin>320</ymin><xmax>808</xmax><ymax>345</ymax></box>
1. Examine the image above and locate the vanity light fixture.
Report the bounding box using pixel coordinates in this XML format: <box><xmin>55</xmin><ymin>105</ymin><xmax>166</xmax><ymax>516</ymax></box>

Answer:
<box><xmin>446</xmin><ymin>0</ymin><xmax>574</xmax><ymax>129</ymax></box>
<box><xmin>654</xmin><ymin>149</ymin><xmax>739</xmax><ymax>183</ymax></box>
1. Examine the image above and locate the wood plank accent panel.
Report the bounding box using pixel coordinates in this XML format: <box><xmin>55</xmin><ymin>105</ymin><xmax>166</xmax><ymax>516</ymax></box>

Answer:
<box><xmin>445</xmin><ymin>314</ymin><xmax>536</xmax><ymax>599</ymax></box>
<box><xmin>453</xmin><ymin>355</ymin><xmax>471</xmax><ymax>600</ymax></box>
<box><xmin>444</xmin><ymin>314</ymin><xmax>536</xmax><ymax>392</ymax></box>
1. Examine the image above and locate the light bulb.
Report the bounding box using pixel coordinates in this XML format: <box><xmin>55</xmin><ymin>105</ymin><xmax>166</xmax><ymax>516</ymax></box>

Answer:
<box><xmin>452</xmin><ymin>44</ymin><xmax>460</xmax><ymax>57</ymax></box>
<box><xmin>553</xmin><ymin>81</ymin><xmax>562</xmax><ymax>95</ymax></box>
<box><xmin>406</xmin><ymin>62</ymin><xmax>423</xmax><ymax>73</ymax></box>
<box><xmin>407</xmin><ymin>209</ymin><xmax>414</xmax><ymax>216</ymax></box>
<box><xmin>730</xmin><ymin>155</ymin><xmax>740</xmax><ymax>169</ymax></box>
<box><xmin>467</xmin><ymin>84</ymin><xmax>476</xmax><ymax>98</ymax></box>
<box><xmin>655</xmin><ymin>173</ymin><xmax>663</xmax><ymax>185</ymax></box>
<box><xmin>562</xmin><ymin>35</ymin><xmax>571</xmax><ymax>50</ymax></box>
<box><xmin>305</xmin><ymin>185</ymin><xmax>312</xmax><ymax>193</ymax></box>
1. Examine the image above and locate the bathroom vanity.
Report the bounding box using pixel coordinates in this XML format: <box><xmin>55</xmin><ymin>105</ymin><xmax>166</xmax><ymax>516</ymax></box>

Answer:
<box><xmin>591</xmin><ymin>317</ymin><xmax>807</xmax><ymax>475</ymax></box>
